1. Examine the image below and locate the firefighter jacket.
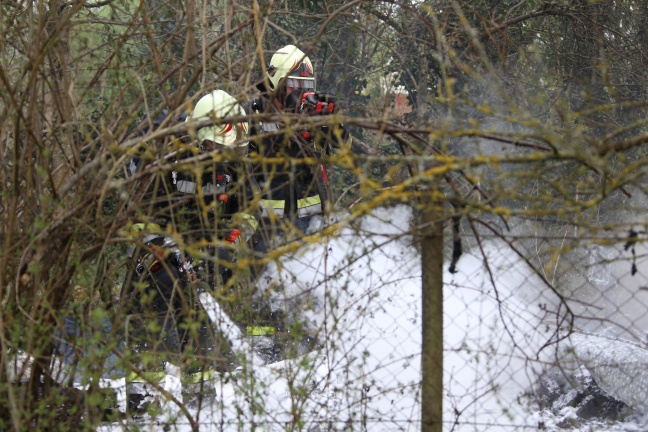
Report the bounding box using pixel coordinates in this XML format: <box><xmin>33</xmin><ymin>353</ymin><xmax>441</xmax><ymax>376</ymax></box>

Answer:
<box><xmin>246</xmin><ymin>95</ymin><xmax>351</xmax><ymax>220</ymax></box>
<box><xmin>135</xmin><ymin>148</ymin><xmax>260</xmax><ymax>243</ymax></box>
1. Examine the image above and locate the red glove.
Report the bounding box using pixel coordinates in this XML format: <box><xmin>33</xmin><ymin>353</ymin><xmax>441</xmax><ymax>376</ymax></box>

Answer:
<box><xmin>225</xmin><ymin>229</ymin><xmax>241</xmax><ymax>243</ymax></box>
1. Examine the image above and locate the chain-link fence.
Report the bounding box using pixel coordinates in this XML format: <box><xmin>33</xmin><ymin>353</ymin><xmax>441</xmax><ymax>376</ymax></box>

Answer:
<box><xmin>7</xmin><ymin>184</ymin><xmax>648</xmax><ymax>431</ymax></box>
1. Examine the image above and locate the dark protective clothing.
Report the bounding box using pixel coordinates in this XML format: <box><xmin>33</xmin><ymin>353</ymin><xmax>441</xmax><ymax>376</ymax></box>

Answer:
<box><xmin>246</xmin><ymin>94</ymin><xmax>351</xmax><ymax>223</ymax></box>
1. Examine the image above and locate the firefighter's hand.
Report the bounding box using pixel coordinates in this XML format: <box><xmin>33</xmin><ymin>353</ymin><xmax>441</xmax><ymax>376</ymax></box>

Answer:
<box><xmin>302</xmin><ymin>92</ymin><xmax>336</xmax><ymax>115</ymax></box>
<box><xmin>225</xmin><ymin>229</ymin><xmax>241</xmax><ymax>244</ymax></box>
<box><xmin>315</xmin><ymin>92</ymin><xmax>336</xmax><ymax>104</ymax></box>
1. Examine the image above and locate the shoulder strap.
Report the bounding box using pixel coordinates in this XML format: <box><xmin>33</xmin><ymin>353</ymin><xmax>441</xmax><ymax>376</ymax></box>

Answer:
<box><xmin>251</xmin><ymin>97</ymin><xmax>264</xmax><ymax>113</ymax></box>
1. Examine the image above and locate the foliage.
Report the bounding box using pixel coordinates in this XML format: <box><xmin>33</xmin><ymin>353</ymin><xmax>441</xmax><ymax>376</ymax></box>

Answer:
<box><xmin>2</xmin><ymin>0</ymin><xmax>648</xmax><ymax>430</ymax></box>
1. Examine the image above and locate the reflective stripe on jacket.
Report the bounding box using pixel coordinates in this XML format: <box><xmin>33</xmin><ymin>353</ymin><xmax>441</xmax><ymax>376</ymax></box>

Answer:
<box><xmin>261</xmin><ymin>195</ymin><xmax>322</xmax><ymax>218</ymax></box>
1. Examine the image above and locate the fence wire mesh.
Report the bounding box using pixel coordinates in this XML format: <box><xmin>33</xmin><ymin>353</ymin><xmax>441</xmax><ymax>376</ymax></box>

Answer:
<box><xmin>7</xmin><ymin>179</ymin><xmax>648</xmax><ymax>431</ymax></box>
<box><xmin>3</xmin><ymin>1</ymin><xmax>648</xmax><ymax>431</ymax></box>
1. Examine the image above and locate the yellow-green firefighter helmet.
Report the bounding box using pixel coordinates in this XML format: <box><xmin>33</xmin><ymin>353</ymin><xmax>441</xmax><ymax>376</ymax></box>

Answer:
<box><xmin>186</xmin><ymin>90</ymin><xmax>248</xmax><ymax>147</ymax></box>
<box><xmin>267</xmin><ymin>45</ymin><xmax>315</xmax><ymax>91</ymax></box>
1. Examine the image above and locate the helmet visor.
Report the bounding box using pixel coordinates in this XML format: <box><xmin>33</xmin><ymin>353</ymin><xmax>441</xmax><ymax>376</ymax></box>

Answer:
<box><xmin>285</xmin><ymin>78</ymin><xmax>315</xmax><ymax>90</ymax></box>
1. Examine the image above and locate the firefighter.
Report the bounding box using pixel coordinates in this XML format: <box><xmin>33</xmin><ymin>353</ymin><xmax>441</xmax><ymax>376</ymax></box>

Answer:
<box><xmin>248</xmin><ymin>44</ymin><xmax>352</xmax><ymax>241</ymax></box>
<box><xmin>121</xmin><ymin>89</ymin><xmax>260</xmax><ymax>408</ymax></box>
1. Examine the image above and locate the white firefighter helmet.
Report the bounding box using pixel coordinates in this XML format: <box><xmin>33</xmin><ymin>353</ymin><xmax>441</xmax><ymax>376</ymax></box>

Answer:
<box><xmin>267</xmin><ymin>45</ymin><xmax>315</xmax><ymax>91</ymax></box>
<box><xmin>186</xmin><ymin>90</ymin><xmax>248</xmax><ymax>147</ymax></box>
